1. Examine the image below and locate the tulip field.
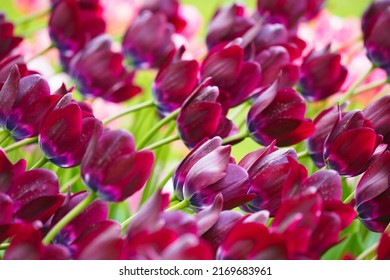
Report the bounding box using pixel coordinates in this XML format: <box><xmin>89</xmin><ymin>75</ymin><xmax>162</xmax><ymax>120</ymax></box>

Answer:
<box><xmin>0</xmin><ymin>0</ymin><xmax>389</xmax><ymax>261</ymax></box>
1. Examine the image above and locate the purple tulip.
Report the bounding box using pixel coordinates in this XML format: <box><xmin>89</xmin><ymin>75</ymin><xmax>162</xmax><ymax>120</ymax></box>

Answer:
<box><xmin>0</xmin><ymin>67</ymin><xmax>61</xmax><ymax>140</ymax></box>
<box><xmin>177</xmin><ymin>80</ymin><xmax>234</xmax><ymax>148</ymax></box>
<box><xmin>0</xmin><ymin>55</ymin><xmax>32</xmax><ymax>85</ymax></box>
<box><xmin>298</xmin><ymin>46</ymin><xmax>347</xmax><ymax>102</ymax></box>
<box><xmin>122</xmin><ymin>11</ymin><xmax>176</xmax><ymax>69</ymax></box>
<box><xmin>363</xmin><ymin>95</ymin><xmax>390</xmax><ymax>150</ymax></box>
<box><xmin>152</xmin><ymin>47</ymin><xmax>199</xmax><ymax>116</ymax></box>
<box><xmin>49</xmin><ymin>0</ymin><xmax>106</xmax><ymax>69</ymax></box>
<box><xmin>324</xmin><ymin>110</ymin><xmax>383</xmax><ymax>176</ymax></box>
<box><xmin>257</xmin><ymin>0</ymin><xmax>325</xmax><ymax>30</ymax></box>
<box><xmin>307</xmin><ymin>105</ymin><xmax>346</xmax><ymax>168</ymax></box>
<box><xmin>377</xmin><ymin>232</ymin><xmax>390</xmax><ymax>260</ymax></box>
<box><xmin>206</xmin><ymin>4</ymin><xmax>254</xmax><ymax>49</ymax></box>
<box><xmin>140</xmin><ymin>0</ymin><xmax>186</xmax><ymax>32</ymax></box>
<box><xmin>69</xmin><ymin>35</ymin><xmax>142</xmax><ymax>103</ymax></box>
<box><xmin>356</xmin><ymin>151</ymin><xmax>390</xmax><ymax>232</ymax></box>
<box><xmin>201</xmin><ymin>43</ymin><xmax>261</xmax><ymax>107</ymax></box>
<box><xmin>239</xmin><ymin>142</ymin><xmax>297</xmax><ymax>216</ymax></box>
<box><xmin>39</xmin><ymin>93</ymin><xmax>102</xmax><ymax>168</ymax></box>
<box><xmin>173</xmin><ymin>137</ymin><xmax>253</xmax><ymax>211</ymax></box>
<box><xmin>81</xmin><ymin>129</ymin><xmax>154</xmax><ymax>202</ymax></box>
<box><xmin>247</xmin><ymin>83</ymin><xmax>315</xmax><ymax>147</ymax></box>
<box><xmin>0</xmin><ymin>14</ymin><xmax>23</xmax><ymax>61</ymax></box>
<box><xmin>362</xmin><ymin>0</ymin><xmax>390</xmax><ymax>74</ymax></box>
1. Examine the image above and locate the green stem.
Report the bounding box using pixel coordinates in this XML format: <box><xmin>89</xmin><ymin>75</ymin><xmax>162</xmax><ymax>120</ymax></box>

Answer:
<box><xmin>166</xmin><ymin>199</ymin><xmax>190</xmax><ymax>211</ymax></box>
<box><xmin>385</xmin><ymin>223</ymin><xmax>390</xmax><ymax>233</ymax></box>
<box><xmin>357</xmin><ymin>242</ymin><xmax>378</xmax><ymax>260</ymax></box>
<box><xmin>343</xmin><ymin>190</ymin><xmax>355</xmax><ymax>203</ymax></box>
<box><xmin>102</xmin><ymin>100</ymin><xmax>155</xmax><ymax>125</ymax></box>
<box><xmin>60</xmin><ymin>173</ymin><xmax>81</xmax><ymax>193</ymax></box>
<box><xmin>43</xmin><ymin>192</ymin><xmax>97</xmax><ymax>245</ymax></box>
<box><xmin>27</xmin><ymin>44</ymin><xmax>54</xmax><ymax>63</ymax></box>
<box><xmin>143</xmin><ymin>134</ymin><xmax>180</xmax><ymax>150</ymax></box>
<box><xmin>0</xmin><ymin>243</ymin><xmax>9</xmax><ymax>250</ymax></box>
<box><xmin>0</xmin><ymin>131</ymin><xmax>10</xmax><ymax>146</ymax></box>
<box><xmin>15</xmin><ymin>8</ymin><xmax>51</xmax><ymax>26</ymax></box>
<box><xmin>30</xmin><ymin>156</ymin><xmax>48</xmax><ymax>170</ymax></box>
<box><xmin>222</xmin><ymin>130</ymin><xmax>250</xmax><ymax>145</ymax></box>
<box><xmin>354</xmin><ymin>78</ymin><xmax>388</xmax><ymax>96</ymax></box>
<box><xmin>121</xmin><ymin>213</ymin><xmax>136</xmax><ymax>230</ymax></box>
<box><xmin>297</xmin><ymin>150</ymin><xmax>310</xmax><ymax>159</ymax></box>
<box><xmin>4</xmin><ymin>137</ymin><xmax>38</xmax><ymax>153</ymax></box>
<box><xmin>136</xmin><ymin>108</ymin><xmax>180</xmax><ymax>149</ymax></box>
<box><xmin>157</xmin><ymin>165</ymin><xmax>177</xmax><ymax>190</ymax></box>
<box><xmin>338</xmin><ymin>65</ymin><xmax>375</xmax><ymax>105</ymax></box>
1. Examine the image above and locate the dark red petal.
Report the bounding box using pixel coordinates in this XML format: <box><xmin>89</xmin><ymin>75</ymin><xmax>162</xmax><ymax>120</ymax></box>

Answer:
<box><xmin>0</xmin><ymin>66</ymin><xmax>19</xmax><ymax>126</ymax></box>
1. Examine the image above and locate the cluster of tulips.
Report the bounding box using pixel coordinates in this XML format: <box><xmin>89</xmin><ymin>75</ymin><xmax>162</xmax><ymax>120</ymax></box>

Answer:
<box><xmin>0</xmin><ymin>0</ymin><xmax>390</xmax><ymax>260</ymax></box>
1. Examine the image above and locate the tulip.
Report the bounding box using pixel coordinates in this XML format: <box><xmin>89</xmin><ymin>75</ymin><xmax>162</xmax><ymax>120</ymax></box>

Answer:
<box><xmin>206</xmin><ymin>4</ymin><xmax>254</xmax><ymax>49</ymax></box>
<box><xmin>0</xmin><ymin>13</ymin><xmax>23</xmax><ymax>61</ymax></box>
<box><xmin>122</xmin><ymin>11</ymin><xmax>176</xmax><ymax>69</ymax></box>
<box><xmin>69</xmin><ymin>35</ymin><xmax>142</xmax><ymax>103</ymax></box>
<box><xmin>140</xmin><ymin>0</ymin><xmax>187</xmax><ymax>32</ymax></box>
<box><xmin>257</xmin><ymin>0</ymin><xmax>325</xmax><ymax>30</ymax></box>
<box><xmin>0</xmin><ymin>55</ymin><xmax>31</xmax><ymax>85</ymax></box>
<box><xmin>39</xmin><ymin>93</ymin><xmax>102</xmax><ymax>168</ymax></box>
<box><xmin>323</xmin><ymin>110</ymin><xmax>383</xmax><ymax>176</ymax></box>
<box><xmin>355</xmin><ymin>151</ymin><xmax>390</xmax><ymax>232</ymax></box>
<box><xmin>177</xmin><ymin>81</ymin><xmax>234</xmax><ymax>148</ymax></box>
<box><xmin>363</xmin><ymin>95</ymin><xmax>390</xmax><ymax>150</ymax></box>
<box><xmin>173</xmin><ymin>137</ymin><xmax>253</xmax><ymax>211</ymax></box>
<box><xmin>362</xmin><ymin>0</ymin><xmax>390</xmax><ymax>74</ymax></box>
<box><xmin>297</xmin><ymin>46</ymin><xmax>347</xmax><ymax>102</ymax></box>
<box><xmin>152</xmin><ymin>47</ymin><xmax>199</xmax><ymax>116</ymax></box>
<box><xmin>247</xmin><ymin>82</ymin><xmax>315</xmax><ymax>147</ymax></box>
<box><xmin>201</xmin><ymin>43</ymin><xmax>261</xmax><ymax>107</ymax></box>
<box><xmin>49</xmin><ymin>0</ymin><xmax>106</xmax><ymax>69</ymax></box>
<box><xmin>81</xmin><ymin>129</ymin><xmax>154</xmax><ymax>202</ymax></box>
<box><xmin>0</xmin><ymin>67</ymin><xmax>61</xmax><ymax>140</ymax></box>
<box><xmin>377</xmin><ymin>232</ymin><xmax>390</xmax><ymax>260</ymax></box>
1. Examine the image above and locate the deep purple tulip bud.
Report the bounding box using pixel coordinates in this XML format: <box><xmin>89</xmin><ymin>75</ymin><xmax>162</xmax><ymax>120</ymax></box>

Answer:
<box><xmin>152</xmin><ymin>47</ymin><xmax>199</xmax><ymax>116</ymax></box>
<box><xmin>173</xmin><ymin>137</ymin><xmax>252</xmax><ymax>210</ymax></box>
<box><xmin>140</xmin><ymin>0</ymin><xmax>186</xmax><ymax>32</ymax></box>
<box><xmin>298</xmin><ymin>46</ymin><xmax>347</xmax><ymax>102</ymax></box>
<box><xmin>69</xmin><ymin>35</ymin><xmax>142</xmax><ymax>103</ymax></box>
<box><xmin>0</xmin><ymin>14</ymin><xmax>23</xmax><ymax>61</ymax></box>
<box><xmin>247</xmin><ymin>83</ymin><xmax>315</xmax><ymax>147</ymax></box>
<box><xmin>49</xmin><ymin>0</ymin><xmax>106</xmax><ymax>69</ymax></box>
<box><xmin>356</xmin><ymin>151</ymin><xmax>390</xmax><ymax>232</ymax></box>
<box><xmin>324</xmin><ymin>110</ymin><xmax>383</xmax><ymax>176</ymax></box>
<box><xmin>81</xmin><ymin>129</ymin><xmax>154</xmax><ymax>202</ymax></box>
<box><xmin>206</xmin><ymin>4</ymin><xmax>254</xmax><ymax>49</ymax></box>
<box><xmin>217</xmin><ymin>221</ymin><xmax>290</xmax><ymax>260</ymax></box>
<box><xmin>122</xmin><ymin>11</ymin><xmax>176</xmax><ymax>69</ymax></box>
<box><xmin>201</xmin><ymin>43</ymin><xmax>261</xmax><ymax>107</ymax></box>
<box><xmin>254</xmin><ymin>45</ymin><xmax>300</xmax><ymax>90</ymax></box>
<box><xmin>239</xmin><ymin>141</ymin><xmax>298</xmax><ymax>216</ymax></box>
<box><xmin>362</xmin><ymin>1</ymin><xmax>390</xmax><ymax>74</ymax></box>
<box><xmin>257</xmin><ymin>0</ymin><xmax>325</xmax><ymax>29</ymax></box>
<box><xmin>0</xmin><ymin>67</ymin><xmax>61</xmax><ymax>140</ymax></box>
<box><xmin>377</xmin><ymin>232</ymin><xmax>390</xmax><ymax>260</ymax></box>
<box><xmin>177</xmin><ymin>81</ymin><xmax>234</xmax><ymax>148</ymax></box>
<box><xmin>4</xmin><ymin>224</ymin><xmax>70</xmax><ymax>260</ymax></box>
<box><xmin>364</xmin><ymin>95</ymin><xmax>390</xmax><ymax>150</ymax></box>
<box><xmin>0</xmin><ymin>55</ymin><xmax>31</xmax><ymax>85</ymax></box>
<box><xmin>39</xmin><ymin>93</ymin><xmax>102</xmax><ymax>168</ymax></box>
<box><xmin>307</xmin><ymin>105</ymin><xmax>346</xmax><ymax>168</ymax></box>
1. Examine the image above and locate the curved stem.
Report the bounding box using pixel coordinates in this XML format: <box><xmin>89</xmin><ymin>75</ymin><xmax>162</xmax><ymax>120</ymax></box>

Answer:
<box><xmin>157</xmin><ymin>165</ymin><xmax>177</xmax><ymax>190</ymax></box>
<box><xmin>30</xmin><ymin>156</ymin><xmax>48</xmax><ymax>170</ymax></box>
<box><xmin>297</xmin><ymin>150</ymin><xmax>309</xmax><ymax>159</ymax></box>
<box><xmin>143</xmin><ymin>134</ymin><xmax>180</xmax><ymax>150</ymax></box>
<box><xmin>0</xmin><ymin>131</ymin><xmax>10</xmax><ymax>146</ymax></box>
<box><xmin>166</xmin><ymin>199</ymin><xmax>189</xmax><ymax>211</ymax></box>
<box><xmin>222</xmin><ymin>130</ymin><xmax>250</xmax><ymax>145</ymax></box>
<box><xmin>121</xmin><ymin>213</ymin><xmax>136</xmax><ymax>230</ymax></box>
<box><xmin>343</xmin><ymin>190</ymin><xmax>355</xmax><ymax>203</ymax></box>
<box><xmin>354</xmin><ymin>78</ymin><xmax>388</xmax><ymax>96</ymax></box>
<box><xmin>0</xmin><ymin>243</ymin><xmax>9</xmax><ymax>250</ymax></box>
<box><xmin>136</xmin><ymin>108</ymin><xmax>180</xmax><ymax>149</ymax></box>
<box><xmin>338</xmin><ymin>65</ymin><xmax>375</xmax><ymax>105</ymax></box>
<box><xmin>27</xmin><ymin>44</ymin><xmax>54</xmax><ymax>63</ymax></box>
<box><xmin>15</xmin><ymin>8</ymin><xmax>50</xmax><ymax>26</ymax></box>
<box><xmin>60</xmin><ymin>173</ymin><xmax>81</xmax><ymax>193</ymax></box>
<box><xmin>43</xmin><ymin>192</ymin><xmax>97</xmax><ymax>245</ymax></box>
<box><xmin>4</xmin><ymin>137</ymin><xmax>38</xmax><ymax>153</ymax></box>
<box><xmin>102</xmin><ymin>100</ymin><xmax>155</xmax><ymax>125</ymax></box>
<box><xmin>357</xmin><ymin>242</ymin><xmax>378</xmax><ymax>260</ymax></box>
